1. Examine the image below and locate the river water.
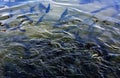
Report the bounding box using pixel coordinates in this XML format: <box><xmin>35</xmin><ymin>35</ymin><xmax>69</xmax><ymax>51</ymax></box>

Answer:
<box><xmin>0</xmin><ymin>0</ymin><xmax>120</xmax><ymax>78</ymax></box>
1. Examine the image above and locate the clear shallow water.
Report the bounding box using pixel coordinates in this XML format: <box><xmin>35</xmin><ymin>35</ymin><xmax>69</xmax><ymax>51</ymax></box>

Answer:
<box><xmin>0</xmin><ymin>0</ymin><xmax>120</xmax><ymax>78</ymax></box>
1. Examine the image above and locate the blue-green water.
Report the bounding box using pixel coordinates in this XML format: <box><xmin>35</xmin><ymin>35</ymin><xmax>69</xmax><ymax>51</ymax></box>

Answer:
<box><xmin>0</xmin><ymin>0</ymin><xmax>120</xmax><ymax>78</ymax></box>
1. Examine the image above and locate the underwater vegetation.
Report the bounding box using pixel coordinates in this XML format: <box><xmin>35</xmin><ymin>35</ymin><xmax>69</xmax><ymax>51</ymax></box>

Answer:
<box><xmin>0</xmin><ymin>0</ymin><xmax>120</xmax><ymax>78</ymax></box>
<box><xmin>0</xmin><ymin>31</ymin><xmax>120</xmax><ymax>78</ymax></box>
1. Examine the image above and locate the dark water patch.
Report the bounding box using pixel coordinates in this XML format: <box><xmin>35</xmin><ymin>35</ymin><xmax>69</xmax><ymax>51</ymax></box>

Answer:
<box><xmin>0</xmin><ymin>36</ymin><xmax>119</xmax><ymax>78</ymax></box>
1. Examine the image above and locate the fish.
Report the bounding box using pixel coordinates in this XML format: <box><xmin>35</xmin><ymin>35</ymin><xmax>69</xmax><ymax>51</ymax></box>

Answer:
<box><xmin>9</xmin><ymin>27</ymin><xmax>22</xmax><ymax>32</ymax></box>
<box><xmin>38</xmin><ymin>3</ymin><xmax>46</xmax><ymax>12</ymax></box>
<box><xmin>9</xmin><ymin>22</ymin><xmax>23</xmax><ymax>31</ymax></box>
<box><xmin>19</xmin><ymin>29</ymin><xmax>26</xmax><ymax>32</ymax></box>
<box><xmin>54</xmin><ymin>9</ymin><xmax>69</xmax><ymax>27</ymax></box>
<box><xmin>88</xmin><ymin>23</ymin><xmax>95</xmax><ymax>31</ymax></box>
<box><xmin>23</xmin><ymin>15</ymin><xmax>33</xmax><ymax>23</ymax></box>
<box><xmin>79</xmin><ymin>0</ymin><xmax>101</xmax><ymax>4</ymax></box>
<box><xmin>4</xmin><ymin>23</ymin><xmax>10</xmax><ymax>29</ymax></box>
<box><xmin>35</xmin><ymin>14</ymin><xmax>45</xmax><ymax>25</ymax></box>
<box><xmin>46</xmin><ymin>3</ymin><xmax>50</xmax><ymax>13</ymax></box>
<box><xmin>9</xmin><ymin>27</ymin><xmax>19</xmax><ymax>31</ymax></box>
<box><xmin>20</xmin><ymin>9</ymin><xmax>29</xmax><ymax>13</ymax></box>
<box><xmin>91</xmin><ymin>5</ymin><xmax>112</xmax><ymax>13</ymax></box>
<box><xmin>9</xmin><ymin>10</ymin><xmax>13</xmax><ymax>17</ymax></box>
<box><xmin>73</xmin><ymin>31</ymin><xmax>85</xmax><ymax>43</ymax></box>
<box><xmin>79</xmin><ymin>0</ymin><xmax>94</xmax><ymax>4</ymax></box>
<box><xmin>28</xmin><ymin>5</ymin><xmax>37</xmax><ymax>13</ymax></box>
<box><xmin>59</xmin><ymin>8</ymin><xmax>68</xmax><ymax>21</ymax></box>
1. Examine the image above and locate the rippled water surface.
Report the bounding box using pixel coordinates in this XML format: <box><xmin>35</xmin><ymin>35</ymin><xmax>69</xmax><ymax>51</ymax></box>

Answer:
<box><xmin>0</xmin><ymin>0</ymin><xmax>120</xmax><ymax>78</ymax></box>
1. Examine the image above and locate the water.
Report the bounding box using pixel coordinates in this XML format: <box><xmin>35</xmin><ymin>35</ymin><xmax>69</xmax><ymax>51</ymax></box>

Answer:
<box><xmin>0</xmin><ymin>0</ymin><xmax>120</xmax><ymax>78</ymax></box>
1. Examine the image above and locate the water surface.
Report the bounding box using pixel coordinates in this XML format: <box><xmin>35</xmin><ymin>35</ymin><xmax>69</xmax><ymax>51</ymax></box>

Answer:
<box><xmin>0</xmin><ymin>0</ymin><xmax>120</xmax><ymax>78</ymax></box>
